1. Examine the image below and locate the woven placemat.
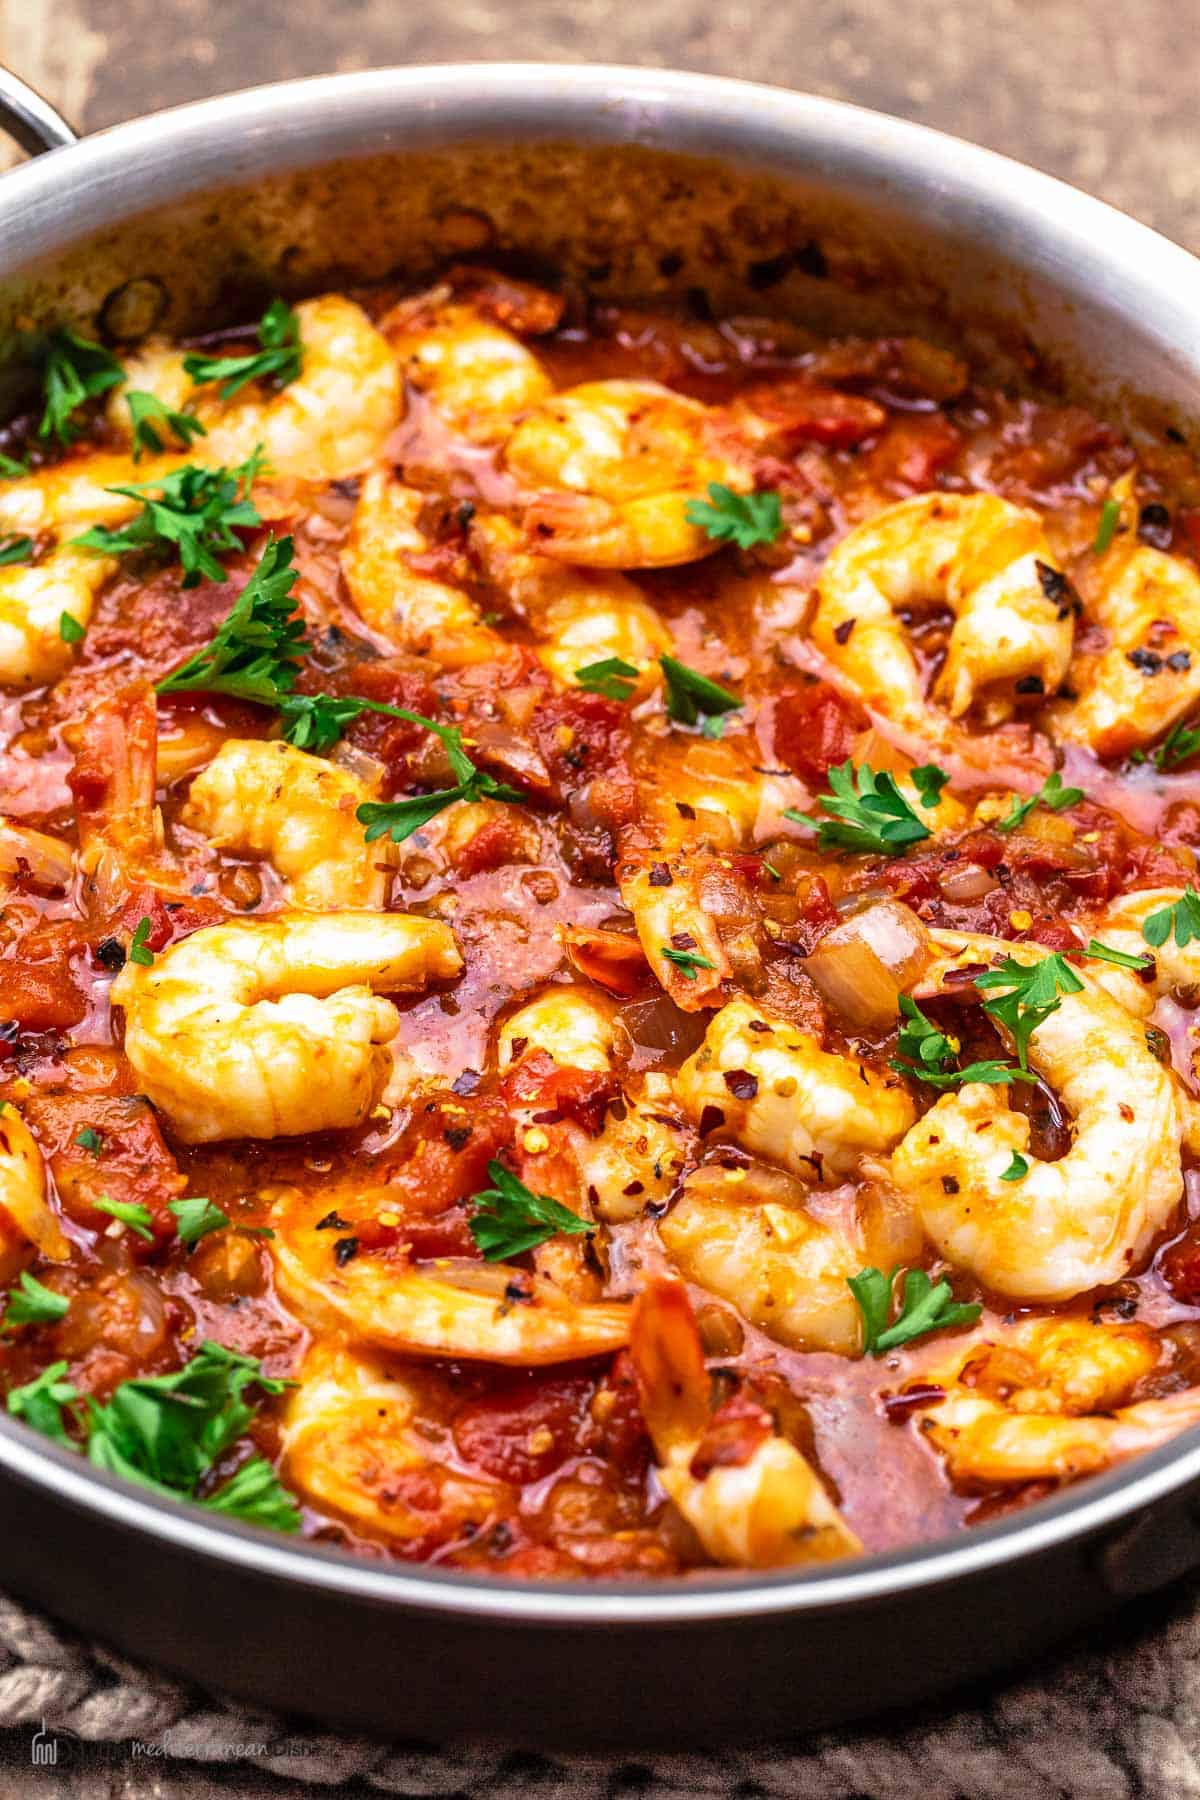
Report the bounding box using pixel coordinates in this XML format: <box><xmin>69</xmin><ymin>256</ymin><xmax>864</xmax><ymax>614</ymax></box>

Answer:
<box><xmin>0</xmin><ymin>1575</ymin><xmax>1198</xmax><ymax>1796</ymax></box>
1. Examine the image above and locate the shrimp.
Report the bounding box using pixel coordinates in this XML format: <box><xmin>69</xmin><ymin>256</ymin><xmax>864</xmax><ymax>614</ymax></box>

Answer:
<box><xmin>497</xmin><ymin>985</ymin><xmax>617</xmax><ymax>1073</ymax></box>
<box><xmin>577</xmin><ymin>1073</ymin><xmax>690</xmax><ymax>1223</ymax></box>
<box><xmin>383</xmin><ymin>291</ymin><xmax>552</xmax><ymax>442</ymax></box>
<box><xmin>0</xmin><ymin>819</ymin><xmax>74</xmax><ymax>891</ymax></box>
<box><xmin>0</xmin><ymin>1105</ymin><xmax>69</xmax><ymax>1276</ymax></box>
<box><xmin>661</xmin><ymin>1163</ymin><xmax>923</xmax><ymax>1356</ymax></box>
<box><xmin>915</xmin><ymin>1316</ymin><xmax>1200</xmax><ymax>1485</ymax></box>
<box><xmin>676</xmin><ymin>998</ymin><xmax>917</xmax><ymax>1179</ymax></box>
<box><xmin>504</xmin><ymin>380</ymin><xmax>750</xmax><ymax>569</ymax></box>
<box><xmin>812</xmin><ymin>493</ymin><xmax>1075</xmax><ymax>743</ymax></box>
<box><xmin>1051</xmin><ymin>477</ymin><xmax>1200</xmax><ymax>756</ymax></box>
<box><xmin>283</xmin><ymin>1341</ymin><xmax>503</xmax><ymax>1543</ymax></box>
<box><xmin>629</xmin><ymin>1277</ymin><xmax>861</xmax><ymax>1567</ymax></box>
<box><xmin>111</xmin><ymin>912</ymin><xmax>461</xmax><ymax>1142</ymax></box>
<box><xmin>270</xmin><ymin>1184</ymin><xmax>631</xmax><ymax>1365</ymax></box>
<box><xmin>111</xmin><ymin>295</ymin><xmax>401</xmax><ymax>482</ymax></box>
<box><xmin>0</xmin><ymin>452</ymin><xmax>177</xmax><ymax>539</ymax></box>
<box><xmin>340</xmin><ymin>471</ymin><xmax>500</xmax><ymax>666</ymax></box>
<box><xmin>892</xmin><ymin>930</ymin><xmax>1183</xmax><ymax>1299</ymax></box>
<box><xmin>69</xmin><ymin>682</ymin><xmax>174</xmax><ymax>915</ymax></box>
<box><xmin>180</xmin><ymin>738</ymin><xmax>396</xmax><ymax>910</ymax></box>
<box><xmin>0</xmin><ymin>546</ymin><xmax>115</xmax><ymax>687</ymax></box>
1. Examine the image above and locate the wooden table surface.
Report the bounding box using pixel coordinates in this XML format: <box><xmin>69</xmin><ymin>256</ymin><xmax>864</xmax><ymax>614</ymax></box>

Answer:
<box><xmin>1</xmin><ymin>0</ymin><xmax>1197</xmax><ymax>252</ymax></box>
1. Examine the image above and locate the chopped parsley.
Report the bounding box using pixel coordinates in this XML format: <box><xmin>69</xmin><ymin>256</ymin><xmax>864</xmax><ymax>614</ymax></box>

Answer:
<box><xmin>661</xmin><ymin>944</ymin><xmax>717</xmax><ymax>981</ymax></box>
<box><xmin>889</xmin><ymin>994</ymin><xmax>1032</xmax><ymax>1089</ymax></box>
<box><xmin>1142</xmin><ymin>886</ymin><xmax>1200</xmax><ymax>950</ymax></box>
<box><xmin>0</xmin><ymin>535</ymin><xmax>33</xmax><ymax>567</ymax></box>
<box><xmin>1083</xmin><ymin>939</ymin><xmax>1153</xmax><ymax>972</ymax></box>
<box><xmin>975</xmin><ymin>952</ymin><xmax>1084</xmax><ymax>1069</ymax></box>
<box><xmin>37</xmin><ymin>329</ymin><xmax>125</xmax><ymax>445</ymax></box>
<box><xmin>848</xmin><ymin>1266</ymin><xmax>981</xmax><ymax>1356</ymax></box>
<box><xmin>3</xmin><ymin>1272</ymin><xmax>69</xmax><ymax>1328</ymax></box>
<box><xmin>575</xmin><ymin>656</ymin><xmax>639</xmax><ymax>702</ymax></box>
<box><xmin>6</xmin><ymin>1361</ymin><xmax>77</xmax><ymax>1446</ymax></box>
<box><xmin>786</xmin><ymin>759</ymin><xmax>933</xmax><ymax>855</ymax></box>
<box><xmin>0</xmin><ymin>452</ymin><xmax>28</xmax><ymax>479</ymax></box>
<box><xmin>183</xmin><ymin>299</ymin><xmax>303</xmax><ymax>401</ymax></box>
<box><xmin>1000</xmin><ymin>1151</ymin><xmax>1029</xmax><ymax>1183</ymax></box>
<box><xmin>156</xmin><ymin>532</ymin><xmax>302</xmax><ymax>702</ymax></box>
<box><xmin>168</xmin><ymin>1197</ymin><xmax>230</xmax><ymax>1246</ymax></box>
<box><xmin>356</xmin><ymin>719</ymin><xmax>523</xmax><ymax>844</ymax></box>
<box><xmin>128</xmin><ymin>917</ymin><xmax>156</xmax><ymax>966</ymax></box>
<box><xmin>1142</xmin><ymin>717</ymin><xmax>1200</xmax><ymax>771</ymax></box>
<box><xmin>659</xmin><ymin>653</ymin><xmax>742</xmax><ymax>735</ymax></box>
<box><xmin>74</xmin><ymin>1127</ymin><xmax>104</xmax><ymax>1156</ymax></box>
<box><xmin>93</xmin><ymin>1195</ymin><xmax>156</xmax><ymax>1242</ymax></box>
<box><xmin>58</xmin><ymin>611</ymin><xmax>85</xmax><ymax>644</ymax></box>
<box><xmin>72</xmin><ymin>448</ymin><xmax>263</xmax><ymax>586</ymax></box>
<box><xmin>468</xmin><ymin>1159</ymin><xmax>593</xmax><ymax>1261</ymax></box>
<box><xmin>1094</xmin><ymin>497</ymin><xmax>1121</xmax><ymax>554</ymax></box>
<box><xmin>125</xmin><ymin>389</ymin><xmax>207</xmax><ymax>460</ymax></box>
<box><xmin>684</xmin><ymin>482</ymin><xmax>782</xmax><ymax>550</ymax></box>
<box><xmin>996</xmin><ymin>770</ymin><xmax>1084</xmax><ymax>833</ymax></box>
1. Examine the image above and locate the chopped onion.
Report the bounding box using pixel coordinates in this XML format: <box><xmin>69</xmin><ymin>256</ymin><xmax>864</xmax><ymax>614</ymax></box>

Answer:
<box><xmin>805</xmin><ymin>900</ymin><xmax>933</xmax><ymax>1035</ymax></box>
<box><xmin>939</xmin><ymin>862</ymin><xmax>998</xmax><ymax>902</ymax></box>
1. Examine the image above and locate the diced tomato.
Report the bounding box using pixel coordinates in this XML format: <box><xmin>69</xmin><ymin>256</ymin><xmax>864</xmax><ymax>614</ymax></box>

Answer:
<box><xmin>377</xmin><ymin>1091</ymin><xmax>511</xmax><ymax>1218</ymax></box>
<box><xmin>1</xmin><ymin>921</ymin><xmax>90</xmax><ymax>1031</ymax></box>
<box><xmin>108</xmin><ymin>888</ymin><xmax>224</xmax><ymax>956</ymax></box>
<box><xmin>866</xmin><ymin>414</ymin><xmax>963</xmax><ymax>491</ymax></box>
<box><xmin>531</xmin><ymin>692</ymin><xmax>633</xmax><ymax>799</ymax></box>
<box><xmin>501</xmin><ymin>1049</ymin><xmax>618</xmax><ymax>1135</ymax></box>
<box><xmin>741</xmin><ymin>378</ymin><xmax>886</xmax><ymax>447</ymax></box>
<box><xmin>770</xmin><ymin>682</ymin><xmax>866</xmax><ymax>785</ymax></box>
<box><xmin>455</xmin><ymin>815</ymin><xmax>530</xmax><ymax>877</ymax></box>
<box><xmin>21</xmin><ymin>1087</ymin><xmax>185</xmax><ymax>1251</ymax></box>
<box><xmin>453</xmin><ymin>1371</ymin><xmax>595</xmax><ymax>1484</ymax></box>
<box><xmin>688</xmin><ymin>1391</ymin><xmax>774</xmax><ymax>1479</ymax></box>
<box><xmin>1159</xmin><ymin>1223</ymin><xmax>1200</xmax><ymax>1304</ymax></box>
<box><xmin>589</xmin><ymin>1351</ymin><xmax>652</xmax><ymax>1478</ymax></box>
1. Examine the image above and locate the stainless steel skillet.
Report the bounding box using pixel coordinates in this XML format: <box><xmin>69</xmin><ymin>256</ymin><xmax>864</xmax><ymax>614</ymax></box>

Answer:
<box><xmin>0</xmin><ymin>60</ymin><xmax>1198</xmax><ymax>1745</ymax></box>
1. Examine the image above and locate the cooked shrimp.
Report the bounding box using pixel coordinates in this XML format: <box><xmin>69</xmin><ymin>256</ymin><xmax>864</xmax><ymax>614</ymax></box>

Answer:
<box><xmin>504</xmin><ymin>380</ymin><xmax>750</xmax><ymax>568</ymax></box>
<box><xmin>497</xmin><ymin>985</ymin><xmax>617</xmax><ymax>1073</ymax></box>
<box><xmin>180</xmin><ymin>738</ymin><xmax>395</xmax><ymax>909</ymax></box>
<box><xmin>629</xmin><ymin>1278</ymin><xmax>861</xmax><ymax>1566</ymax></box>
<box><xmin>0</xmin><ymin>546</ymin><xmax>115</xmax><ymax>687</ymax></box>
<box><xmin>270</xmin><ymin>1184</ymin><xmax>630</xmax><ymax>1365</ymax></box>
<box><xmin>893</xmin><ymin>930</ymin><xmax>1183</xmax><ymax>1299</ymax></box>
<box><xmin>112</xmin><ymin>295</ymin><xmax>401</xmax><ymax>482</ymax></box>
<box><xmin>676</xmin><ymin>998</ymin><xmax>916</xmax><ymax>1179</ymax></box>
<box><xmin>0</xmin><ymin>452</ymin><xmax>177</xmax><ymax>538</ymax></box>
<box><xmin>111</xmin><ymin>912</ymin><xmax>461</xmax><ymax>1142</ymax></box>
<box><xmin>1085</xmin><ymin>887</ymin><xmax>1195</xmax><ymax>1018</ymax></box>
<box><xmin>383</xmin><ymin>291</ymin><xmax>552</xmax><ymax>442</ymax></box>
<box><xmin>283</xmin><ymin>1341</ymin><xmax>503</xmax><ymax>1542</ymax></box>
<box><xmin>0</xmin><ymin>819</ymin><xmax>74</xmax><ymax>891</ymax></box>
<box><xmin>69</xmin><ymin>682</ymin><xmax>171</xmax><ymax>915</ymax></box>
<box><xmin>661</xmin><ymin>1163</ymin><xmax>922</xmax><ymax>1356</ymax></box>
<box><xmin>916</xmin><ymin>1316</ymin><xmax>1200</xmax><ymax>1485</ymax></box>
<box><xmin>0</xmin><ymin>1105</ymin><xmax>69</xmax><ymax>1275</ymax></box>
<box><xmin>340</xmin><ymin>471</ymin><xmax>500</xmax><ymax>665</ymax></box>
<box><xmin>812</xmin><ymin>493</ymin><xmax>1075</xmax><ymax>742</ymax></box>
<box><xmin>578</xmin><ymin>1073</ymin><xmax>689</xmax><ymax>1224</ymax></box>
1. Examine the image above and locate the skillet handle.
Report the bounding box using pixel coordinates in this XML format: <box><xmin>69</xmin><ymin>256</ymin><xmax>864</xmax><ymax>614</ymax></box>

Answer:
<box><xmin>0</xmin><ymin>67</ymin><xmax>77</xmax><ymax>158</ymax></box>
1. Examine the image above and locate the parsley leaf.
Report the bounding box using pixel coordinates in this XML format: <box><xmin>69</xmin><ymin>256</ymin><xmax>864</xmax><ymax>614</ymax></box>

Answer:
<box><xmin>1083</xmin><ymin>938</ymin><xmax>1153</xmax><ymax>972</ymax></box>
<box><xmin>910</xmin><ymin>763</ymin><xmax>950</xmax><ymax>809</ymax></box>
<box><xmin>0</xmin><ymin>452</ymin><xmax>28</xmax><ymax>479</ymax></box>
<box><xmin>168</xmin><ymin>1197</ymin><xmax>230</xmax><ymax>1246</ymax></box>
<box><xmin>787</xmin><ymin>759</ymin><xmax>931</xmax><ymax>855</ymax></box>
<box><xmin>6</xmin><ymin>1360</ymin><xmax>78</xmax><ymax>1446</ymax></box>
<box><xmin>1094</xmin><ymin>496</ymin><xmax>1121</xmax><ymax>554</ymax></box>
<box><xmin>157</xmin><ymin>533</ymin><xmax>303</xmax><ymax>703</ymax></box>
<box><xmin>1143</xmin><ymin>886</ymin><xmax>1200</xmax><ymax>949</ymax></box>
<box><xmin>849</xmin><ymin>1265</ymin><xmax>982</xmax><ymax>1356</ymax></box>
<box><xmin>183</xmin><ymin>299</ymin><xmax>303</xmax><ymax>401</ymax></box>
<box><xmin>128</xmin><ymin>917</ymin><xmax>155</xmax><ymax>966</ymax></box>
<box><xmin>0</xmin><ymin>535</ymin><xmax>33</xmax><ymax>567</ymax></box>
<box><xmin>38</xmin><ymin>329</ymin><xmax>125</xmax><ymax>445</ymax></box>
<box><xmin>469</xmin><ymin>1159</ymin><xmax>592</xmax><ymax>1262</ymax></box>
<box><xmin>975</xmin><ymin>952</ymin><xmax>1084</xmax><ymax>1068</ymax></box>
<box><xmin>126</xmin><ymin>389</ymin><xmax>207</xmax><ymax>460</ymax></box>
<box><xmin>659</xmin><ymin>653</ymin><xmax>742</xmax><ymax>730</ymax></box>
<box><xmin>1000</xmin><ymin>1151</ymin><xmax>1029</xmax><ymax>1182</ymax></box>
<box><xmin>684</xmin><ymin>482</ymin><xmax>782</xmax><ymax>550</ymax></box>
<box><xmin>74</xmin><ymin>1127</ymin><xmax>104</xmax><ymax>1155</ymax></box>
<box><xmin>201</xmin><ymin>1453</ymin><xmax>300</xmax><ymax>1532</ymax></box>
<box><xmin>575</xmin><ymin>656</ymin><xmax>639</xmax><ymax>701</ymax></box>
<box><xmin>888</xmin><ymin>994</ymin><xmax>1032</xmax><ymax>1089</ymax></box>
<box><xmin>58</xmin><ymin>611</ymin><xmax>85</xmax><ymax>644</ymax></box>
<box><xmin>72</xmin><ymin>449</ymin><xmax>262</xmax><ymax>587</ymax></box>
<box><xmin>996</xmin><ymin>771</ymin><xmax>1084</xmax><ymax>833</ymax></box>
<box><xmin>356</xmin><ymin>714</ymin><xmax>522</xmax><ymax>844</ymax></box>
<box><xmin>4</xmin><ymin>1272</ymin><xmax>69</xmax><ymax>1328</ymax></box>
<box><xmin>93</xmin><ymin>1195</ymin><xmax>156</xmax><ymax>1242</ymax></box>
<box><xmin>1145</xmin><ymin>717</ymin><xmax>1200</xmax><ymax>771</ymax></box>
<box><xmin>661</xmin><ymin>944</ymin><xmax>717</xmax><ymax>981</ymax></box>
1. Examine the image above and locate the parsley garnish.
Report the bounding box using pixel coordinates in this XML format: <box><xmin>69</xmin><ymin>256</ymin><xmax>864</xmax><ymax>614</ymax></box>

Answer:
<box><xmin>996</xmin><ymin>771</ymin><xmax>1084</xmax><ymax>833</ymax></box>
<box><xmin>661</xmin><ymin>944</ymin><xmax>717</xmax><ymax>981</ymax></box>
<box><xmin>787</xmin><ymin>760</ymin><xmax>933</xmax><ymax>855</ymax></box>
<box><xmin>38</xmin><ymin>329</ymin><xmax>124</xmax><ymax>445</ymax></box>
<box><xmin>156</xmin><ymin>531</ymin><xmax>302</xmax><ymax>703</ymax></box>
<box><xmin>910</xmin><ymin>764</ymin><xmax>950</xmax><ymax>809</ymax></box>
<box><xmin>58</xmin><ymin>611</ymin><xmax>85</xmax><ymax>644</ymax></box>
<box><xmin>128</xmin><ymin>917</ymin><xmax>155</xmax><ymax>966</ymax></box>
<box><xmin>0</xmin><ymin>452</ymin><xmax>28</xmax><ymax>479</ymax></box>
<box><xmin>1094</xmin><ymin>497</ymin><xmax>1121</xmax><ymax>554</ymax></box>
<box><xmin>1144</xmin><ymin>718</ymin><xmax>1200</xmax><ymax>771</ymax></box>
<box><xmin>126</xmin><ymin>389</ymin><xmax>207</xmax><ymax>460</ymax></box>
<box><xmin>201</xmin><ymin>1453</ymin><xmax>301</xmax><ymax>1531</ymax></box>
<box><xmin>1142</xmin><ymin>886</ymin><xmax>1200</xmax><ymax>949</ymax></box>
<box><xmin>848</xmin><ymin>1266</ymin><xmax>981</xmax><ymax>1356</ymax></box>
<box><xmin>6</xmin><ymin>1361</ymin><xmax>77</xmax><ymax>1445</ymax></box>
<box><xmin>72</xmin><ymin>449</ymin><xmax>262</xmax><ymax>587</ymax></box>
<box><xmin>575</xmin><ymin>656</ymin><xmax>638</xmax><ymax>702</ymax></box>
<box><xmin>74</xmin><ymin>1127</ymin><xmax>104</xmax><ymax>1155</ymax></box>
<box><xmin>1083</xmin><ymin>938</ymin><xmax>1153</xmax><ymax>972</ymax></box>
<box><xmin>0</xmin><ymin>535</ymin><xmax>33</xmax><ymax>567</ymax></box>
<box><xmin>168</xmin><ymin>1197</ymin><xmax>230</xmax><ymax>1246</ymax></box>
<box><xmin>183</xmin><ymin>299</ymin><xmax>303</xmax><ymax>401</ymax></box>
<box><xmin>684</xmin><ymin>482</ymin><xmax>782</xmax><ymax>550</ymax></box>
<box><xmin>93</xmin><ymin>1194</ymin><xmax>156</xmax><ymax>1241</ymax></box>
<box><xmin>975</xmin><ymin>952</ymin><xmax>1084</xmax><ymax>1068</ymax></box>
<box><xmin>888</xmin><ymin>994</ymin><xmax>1032</xmax><ymax>1089</ymax></box>
<box><xmin>4</xmin><ymin>1272</ymin><xmax>69</xmax><ymax>1328</ymax></box>
<box><xmin>468</xmin><ymin>1159</ymin><xmax>592</xmax><ymax>1261</ymax></box>
<box><xmin>659</xmin><ymin>653</ymin><xmax>742</xmax><ymax>734</ymax></box>
<box><xmin>1000</xmin><ymin>1151</ymin><xmax>1029</xmax><ymax>1182</ymax></box>
<box><xmin>357</xmin><ymin>719</ymin><xmax>523</xmax><ymax>844</ymax></box>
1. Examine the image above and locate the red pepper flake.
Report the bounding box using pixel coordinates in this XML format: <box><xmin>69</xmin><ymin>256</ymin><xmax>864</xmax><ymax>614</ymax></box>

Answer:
<box><xmin>697</xmin><ymin>1104</ymin><xmax>727</xmax><ymax>1136</ymax></box>
<box><xmin>443</xmin><ymin>1124</ymin><xmax>472</xmax><ymax>1151</ymax></box>
<box><xmin>316</xmin><ymin>1210</ymin><xmax>351</xmax><ymax>1231</ymax></box>
<box><xmin>334</xmin><ymin>1236</ymin><xmax>360</xmax><ymax>1266</ymax></box>
<box><xmin>648</xmin><ymin>862</ymin><xmax>673</xmax><ymax>887</ymax></box>
<box><xmin>670</xmin><ymin>932</ymin><xmax>697</xmax><ymax>950</ymax></box>
<box><xmin>833</xmin><ymin>618</ymin><xmax>856</xmax><ymax>645</ymax></box>
<box><xmin>723</xmin><ymin>1069</ymin><xmax>759</xmax><ymax>1101</ymax></box>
